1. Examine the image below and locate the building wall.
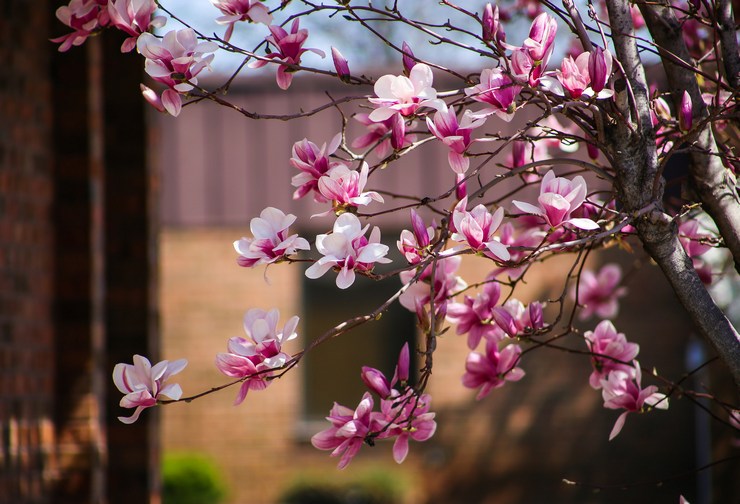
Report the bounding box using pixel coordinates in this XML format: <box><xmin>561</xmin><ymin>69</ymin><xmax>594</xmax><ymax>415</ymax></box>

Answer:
<box><xmin>0</xmin><ymin>2</ymin><xmax>55</xmax><ymax>502</ymax></box>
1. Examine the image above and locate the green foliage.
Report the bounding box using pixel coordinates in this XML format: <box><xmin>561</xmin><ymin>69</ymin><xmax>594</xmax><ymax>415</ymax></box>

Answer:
<box><xmin>162</xmin><ymin>452</ymin><xmax>228</xmax><ymax>504</ymax></box>
<box><xmin>279</xmin><ymin>467</ymin><xmax>409</xmax><ymax>504</ymax></box>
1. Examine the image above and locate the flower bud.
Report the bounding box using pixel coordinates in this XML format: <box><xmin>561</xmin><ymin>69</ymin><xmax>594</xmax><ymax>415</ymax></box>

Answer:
<box><xmin>455</xmin><ymin>173</ymin><xmax>467</xmax><ymax>200</ymax></box>
<box><xmin>528</xmin><ymin>301</ymin><xmax>544</xmax><ymax>330</ymax></box>
<box><xmin>586</xmin><ymin>142</ymin><xmax>600</xmax><ymax>160</ymax></box>
<box><xmin>492</xmin><ymin>308</ymin><xmax>518</xmax><ymax>337</ymax></box>
<box><xmin>402</xmin><ymin>41</ymin><xmax>416</xmax><ymax>76</ymax></box>
<box><xmin>410</xmin><ymin>209</ymin><xmax>430</xmax><ymax>248</ymax></box>
<box><xmin>679</xmin><ymin>90</ymin><xmax>693</xmax><ymax>131</ymax></box>
<box><xmin>395</xmin><ymin>342</ymin><xmax>410</xmax><ymax>384</ymax></box>
<box><xmin>653</xmin><ymin>96</ymin><xmax>671</xmax><ymax>122</ymax></box>
<box><xmin>512</xmin><ymin>140</ymin><xmax>526</xmax><ymax>168</ymax></box>
<box><xmin>140</xmin><ymin>84</ymin><xmax>165</xmax><ymax>113</ymax></box>
<box><xmin>331</xmin><ymin>47</ymin><xmax>350</xmax><ymax>82</ymax></box>
<box><xmin>588</xmin><ymin>47</ymin><xmax>609</xmax><ymax>93</ymax></box>
<box><xmin>361</xmin><ymin>366</ymin><xmax>391</xmax><ymax>398</ymax></box>
<box><xmin>482</xmin><ymin>3</ymin><xmax>496</xmax><ymax>42</ymax></box>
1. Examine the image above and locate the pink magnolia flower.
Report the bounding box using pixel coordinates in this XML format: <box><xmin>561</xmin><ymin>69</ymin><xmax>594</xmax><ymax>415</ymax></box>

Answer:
<box><xmin>249</xmin><ymin>19</ymin><xmax>325</xmax><ymax>90</ymax></box>
<box><xmin>573</xmin><ymin>263</ymin><xmax>627</xmax><ymax>320</ymax></box>
<box><xmin>361</xmin><ymin>342</ymin><xmax>410</xmax><ymax>399</ymax></box>
<box><xmin>557</xmin><ymin>53</ymin><xmax>591</xmax><ymax>99</ymax></box>
<box><xmin>210</xmin><ymin>0</ymin><xmax>272</xmax><ymax>42</ymax></box>
<box><xmin>317</xmin><ymin>162</ymin><xmax>384</xmax><ymax>213</ymax></box>
<box><xmin>397</xmin><ymin>209</ymin><xmax>435</xmax><ymax>265</ymax></box>
<box><xmin>368</xmin><ymin>64</ymin><xmax>447</xmax><ymax>146</ymax></box>
<box><xmin>465</xmin><ymin>68</ymin><xmax>522</xmax><ymax>122</ymax></box>
<box><xmin>512</xmin><ymin>169</ymin><xmax>599</xmax><ymax>230</ymax></box>
<box><xmin>290</xmin><ymin>134</ymin><xmax>343</xmax><ymax>202</ymax></box>
<box><xmin>588</xmin><ymin>46</ymin><xmax>613</xmax><ymax>95</ymax></box>
<box><xmin>447</xmin><ymin>280</ymin><xmax>514</xmax><ymax>349</ymax></box>
<box><xmin>352</xmin><ymin>113</ymin><xmax>416</xmax><ymax>157</ymax></box>
<box><xmin>233</xmin><ymin>207</ymin><xmax>310</xmax><ymax>267</ymax></box>
<box><xmin>601</xmin><ymin>364</ymin><xmax>669</xmax><ymax>440</ymax></box>
<box><xmin>522</xmin><ymin>12</ymin><xmax>557</xmax><ymax>64</ymax></box>
<box><xmin>108</xmin><ymin>0</ymin><xmax>165</xmax><ymax>52</ymax></box>
<box><xmin>137</xmin><ymin>29</ymin><xmax>217</xmax><ymax>116</ymax></box>
<box><xmin>426</xmin><ymin>108</ymin><xmax>487</xmax><ymax>174</ymax></box>
<box><xmin>510</xmin><ymin>47</ymin><xmax>546</xmax><ymax>87</ymax></box>
<box><xmin>51</xmin><ymin>0</ymin><xmax>110</xmax><ymax>52</ymax></box>
<box><xmin>462</xmin><ymin>341</ymin><xmax>525</xmax><ymax>400</ymax></box>
<box><xmin>113</xmin><ymin>354</ymin><xmax>187</xmax><ymax>424</ymax></box>
<box><xmin>305</xmin><ymin>213</ymin><xmax>391</xmax><ymax>289</ymax></box>
<box><xmin>451</xmin><ymin>196</ymin><xmax>511</xmax><ymax>261</ymax></box>
<box><xmin>368</xmin><ymin>64</ymin><xmax>446</xmax><ymax>122</ymax></box>
<box><xmin>311</xmin><ymin>392</ymin><xmax>375</xmax><ymax>469</ymax></box>
<box><xmin>373</xmin><ymin>391</ymin><xmax>437</xmax><ymax>464</ymax></box>
<box><xmin>482</xmin><ymin>3</ymin><xmax>506</xmax><ymax>45</ymax></box>
<box><xmin>399</xmin><ymin>256</ymin><xmax>466</xmax><ymax>320</ymax></box>
<box><xmin>215</xmin><ymin>308</ymin><xmax>299</xmax><ymax>405</ymax></box>
<box><xmin>584</xmin><ymin>320</ymin><xmax>639</xmax><ymax>389</ymax></box>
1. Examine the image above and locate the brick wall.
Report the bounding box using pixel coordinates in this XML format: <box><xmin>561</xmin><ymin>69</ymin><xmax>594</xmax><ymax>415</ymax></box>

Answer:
<box><xmin>0</xmin><ymin>2</ymin><xmax>55</xmax><ymax>503</ymax></box>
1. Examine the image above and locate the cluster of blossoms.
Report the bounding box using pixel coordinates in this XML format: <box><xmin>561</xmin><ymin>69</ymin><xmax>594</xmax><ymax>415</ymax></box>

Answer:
<box><xmin>215</xmin><ymin>308</ymin><xmax>299</xmax><ymax>405</ymax></box>
<box><xmin>83</xmin><ymin>0</ymin><xmax>736</xmax><ymax>478</ymax></box>
<box><xmin>311</xmin><ymin>344</ymin><xmax>436</xmax><ymax>468</ymax></box>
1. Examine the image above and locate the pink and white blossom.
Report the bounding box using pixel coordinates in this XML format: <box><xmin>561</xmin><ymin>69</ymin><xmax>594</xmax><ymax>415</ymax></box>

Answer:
<box><xmin>113</xmin><ymin>354</ymin><xmax>187</xmax><ymax>424</ymax></box>
<box><xmin>462</xmin><ymin>341</ymin><xmax>525</xmax><ymax>400</ymax></box>
<box><xmin>137</xmin><ymin>29</ymin><xmax>217</xmax><ymax>116</ymax></box>
<box><xmin>373</xmin><ymin>391</ymin><xmax>437</xmax><ymax>464</ymax></box>
<box><xmin>601</xmin><ymin>363</ymin><xmax>669</xmax><ymax>440</ymax></box>
<box><xmin>584</xmin><ymin>320</ymin><xmax>639</xmax><ymax>389</ymax></box>
<box><xmin>465</xmin><ymin>68</ymin><xmax>521</xmax><ymax>122</ymax></box>
<box><xmin>52</xmin><ymin>0</ymin><xmax>110</xmax><ymax>52</ymax></box>
<box><xmin>317</xmin><ymin>162</ymin><xmax>384</xmax><ymax>213</ymax></box>
<box><xmin>361</xmin><ymin>342</ymin><xmax>411</xmax><ymax>399</ymax></box>
<box><xmin>451</xmin><ymin>197</ymin><xmax>510</xmax><ymax>261</ymax></box>
<box><xmin>352</xmin><ymin>113</ymin><xmax>416</xmax><ymax>157</ymax></box>
<box><xmin>215</xmin><ymin>308</ymin><xmax>299</xmax><ymax>405</ymax></box>
<box><xmin>210</xmin><ymin>0</ymin><xmax>272</xmax><ymax>42</ymax></box>
<box><xmin>557</xmin><ymin>53</ymin><xmax>591</xmax><ymax>99</ymax></box>
<box><xmin>234</xmin><ymin>207</ymin><xmax>310</xmax><ymax>267</ymax></box>
<box><xmin>108</xmin><ymin>0</ymin><xmax>165</xmax><ymax>52</ymax></box>
<box><xmin>482</xmin><ymin>3</ymin><xmax>506</xmax><ymax>45</ymax></box>
<box><xmin>311</xmin><ymin>392</ymin><xmax>375</xmax><ymax>469</ymax></box>
<box><xmin>397</xmin><ymin>209</ymin><xmax>435</xmax><ymax>265</ymax></box>
<box><xmin>290</xmin><ymin>134</ymin><xmax>343</xmax><ymax>202</ymax></box>
<box><xmin>368</xmin><ymin>63</ymin><xmax>446</xmax><ymax>122</ymax></box>
<box><xmin>512</xmin><ymin>170</ymin><xmax>599</xmax><ymax>230</ymax></box>
<box><xmin>522</xmin><ymin>12</ymin><xmax>557</xmax><ymax>64</ymax></box>
<box><xmin>426</xmin><ymin>108</ymin><xmax>487</xmax><ymax>174</ymax></box>
<box><xmin>447</xmin><ymin>280</ymin><xmax>513</xmax><ymax>349</ymax></box>
<box><xmin>573</xmin><ymin>263</ymin><xmax>628</xmax><ymax>320</ymax></box>
<box><xmin>305</xmin><ymin>213</ymin><xmax>391</xmax><ymax>289</ymax></box>
<box><xmin>249</xmin><ymin>19</ymin><xmax>325</xmax><ymax>90</ymax></box>
<box><xmin>399</xmin><ymin>256</ymin><xmax>466</xmax><ymax>319</ymax></box>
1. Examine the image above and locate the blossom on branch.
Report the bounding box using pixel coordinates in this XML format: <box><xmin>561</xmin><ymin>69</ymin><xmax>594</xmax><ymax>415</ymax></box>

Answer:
<box><xmin>108</xmin><ymin>0</ymin><xmax>165</xmax><ymax>52</ymax></box>
<box><xmin>451</xmin><ymin>196</ymin><xmax>510</xmax><ymax>261</ymax></box>
<box><xmin>311</xmin><ymin>392</ymin><xmax>375</xmax><ymax>469</ymax></box>
<box><xmin>426</xmin><ymin>108</ymin><xmax>487</xmax><ymax>174</ymax></box>
<box><xmin>290</xmin><ymin>134</ymin><xmax>343</xmax><ymax>202</ymax></box>
<box><xmin>601</xmin><ymin>363</ymin><xmax>669</xmax><ymax>440</ymax></box>
<box><xmin>215</xmin><ymin>308</ymin><xmax>298</xmax><ymax>405</ymax></box>
<box><xmin>249</xmin><ymin>19</ymin><xmax>325</xmax><ymax>90</ymax></box>
<box><xmin>137</xmin><ymin>29</ymin><xmax>217</xmax><ymax>116</ymax></box>
<box><xmin>512</xmin><ymin>169</ymin><xmax>599</xmax><ymax>230</ymax></box>
<box><xmin>462</xmin><ymin>341</ymin><xmax>525</xmax><ymax>400</ymax></box>
<box><xmin>113</xmin><ymin>354</ymin><xmax>187</xmax><ymax>424</ymax></box>
<box><xmin>352</xmin><ymin>113</ymin><xmax>416</xmax><ymax>158</ymax></box>
<box><xmin>234</xmin><ymin>207</ymin><xmax>310</xmax><ymax>267</ymax></box>
<box><xmin>397</xmin><ymin>209</ymin><xmax>435</xmax><ymax>265</ymax></box>
<box><xmin>210</xmin><ymin>0</ymin><xmax>272</xmax><ymax>42</ymax></box>
<box><xmin>317</xmin><ymin>163</ymin><xmax>384</xmax><ymax>214</ymax></box>
<box><xmin>305</xmin><ymin>213</ymin><xmax>391</xmax><ymax>289</ymax></box>
<box><xmin>51</xmin><ymin>0</ymin><xmax>110</xmax><ymax>52</ymax></box>
<box><xmin>465</xmin><ymin>68</ymin><xmax>521</xmax><ymax>122</ymax></box>
<box><xmin>573</xmin><ymin>263</ymin><xmax>627</xmax><ymax>320</ymax></box>
<box><xmin>584</xmin><ymin>320</ymin><xmax>639</xmax><ymax>389</ymax></box>
<box><xmin>399</xmin><ymin>256</ymin><xmax>466</xmax><ymax>323</ymax></box>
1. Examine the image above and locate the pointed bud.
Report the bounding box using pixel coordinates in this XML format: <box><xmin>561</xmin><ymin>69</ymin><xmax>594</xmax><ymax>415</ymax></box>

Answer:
<box><xmin>390</xmin><ymin>113</ymin><xmax>406</xmax><ymax>150</ymax></box>
<box><xmin>679</xmin><ymin>90</ymin><xmax>693</xmax><ymax>131</ymax></box>
<box><xmin>528</xmin><ymin>302</ymin><xmax>544</xmax><ymax>330</ymax></box>
<box><xmin>492</xmin><ymin>307</ymin><xmax>518</xmax><ymax>337</ymax></box>
<box><xmin>653</xmin><ymin>96</ymin><xmax>671</xmax><ymax>122</ymax></box>
<box><xmin>361</xmin><ymin>366</ymin><xmax>391</xmax><ymax>398</ymax></box>
<box><xmin>331</xmin><ymin>47</ymin><xmax>350</xmax><ymax>82</ymax></box>
<box><xmin>402</xmin><ymin>41</ymin><xmax>415</xmax><ymax>76</ymax></box>
<box><xmin>588</xmin><ymin>47</ymin><xmax>610</xmax><ymax>93</ymax></box>
<box><xmin>482</xmin><ymin>3</ymin><xmax>496</xmax><ymax>42</ymax></box>
<box><xmin>454</xmin><ymin>173</ymin><xmax>467</xmax><ymax>200</ymax></box>
<box><xmin>140</xmin><ymin>84</ymin><xmax>165</xmax><ymax>113</ymax></box>
<box><xmin>410</xmin><ymin>209</ymin><xmax>430</xmax><ymax>248</ymax></box>
<box><xmin>586</xmin><ymin>142</ymin><xmax>600</xmax><ymax>160</ymax></box>
<box><xmin>395</xmin><ymin>343</ymin><xmax>410</xmax><ymax>385</ymax></box>
<box><xmin>512</xmin><ymin>140</ymin><xmax>526</xmax><ymax>168</ymax></box>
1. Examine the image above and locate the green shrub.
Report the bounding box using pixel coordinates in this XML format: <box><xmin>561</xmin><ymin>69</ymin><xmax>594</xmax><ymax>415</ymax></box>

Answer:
<box><xmin>162</xmin><ymin>453</ymin><xmax>228</xmax><ymax>504</ymax></box>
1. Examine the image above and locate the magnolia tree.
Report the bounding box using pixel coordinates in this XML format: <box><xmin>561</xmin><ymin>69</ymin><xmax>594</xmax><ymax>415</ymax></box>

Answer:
<box><xmin>54</xmin><ymin>0</ymin><xmax>739</xmax><ymax>493</ymax></box>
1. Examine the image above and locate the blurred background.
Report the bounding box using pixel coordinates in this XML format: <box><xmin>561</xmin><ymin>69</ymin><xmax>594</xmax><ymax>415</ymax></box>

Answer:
<box><xmin>1</xmin><ymin>1</ymin><xmax>738</xmax><ymax>503</ymax></box>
